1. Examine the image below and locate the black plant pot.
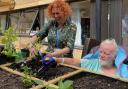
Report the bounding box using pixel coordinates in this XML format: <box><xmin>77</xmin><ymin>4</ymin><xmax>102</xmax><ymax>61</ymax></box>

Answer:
<box><xmin>6</xmin><ymin>56</ymin><xmax>15</xmax><ymax>62</ymax></box>
<box><xmin>0</xmin><ymin>53</ymin><xmax>15</xmax><ymax>65</ymax></box>
<box><xmin>0</xmin><ymin>54</ymin><xmax>7</xmax><ymax>64</ymax></box>
<box><xmin>21</xmin><ymin>48</ymin><xmax>30</xmax><ymax>57</ymax></box>
<box><xmin>0</xmin><ymin>45</ymin><xmax>4</xmax><ymax>53</ymax></box>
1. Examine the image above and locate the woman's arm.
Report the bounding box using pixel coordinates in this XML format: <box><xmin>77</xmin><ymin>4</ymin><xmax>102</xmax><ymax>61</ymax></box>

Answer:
<box><xmin>27</xmin><ymin>20</ymin><xmax>53</xmax><ymax>48</ymax></box>
<box><xmin>30</xmin><ymin>35</ymin><xmax>38</xmax><ymax>44</ymax></box>
<box><xmin>49</xmin><ymin>47</ymin><xmax>70</xmax><ymax>57</ymax></box>
<box><xmin>26</xmin><ymin>35</ymin><xmax>38</xmax><ymax>48</ymax></box>
<box><xmin>55</xmin><ymin>57</ymin><xmax>80</xmax><ymax>66</ymax></box>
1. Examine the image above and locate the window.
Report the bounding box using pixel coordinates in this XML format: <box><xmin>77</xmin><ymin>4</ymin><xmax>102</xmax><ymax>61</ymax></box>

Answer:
<box><xmin>0</xmin><ymin>15</ymin><xmax>6</xmax><ymax>33</ymax></box>
<box><xmin>9</xmin><ymin>9</ymin><xmax>39</xmax><ymax>36</ymax></box>
<box><xmin>10</xmin><ymin>13</ymin><xmax>20</xmax><ymax>33</ymax></box>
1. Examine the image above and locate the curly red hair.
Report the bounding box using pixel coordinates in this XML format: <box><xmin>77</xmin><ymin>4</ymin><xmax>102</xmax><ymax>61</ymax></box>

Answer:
<box><xmin>47</xmin><ymin>0</ymin><xmax>72</xmax><ymax>18</ymax></box>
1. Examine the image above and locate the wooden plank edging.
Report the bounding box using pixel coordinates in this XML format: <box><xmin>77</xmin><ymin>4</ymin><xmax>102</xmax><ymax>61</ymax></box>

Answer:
<box><xmin>0</xmin><ymin>63</ymin><xmax>12</xmax><ymax>67</ymax></box>
<box><xmin>31</xmin><ymin>84</ymin><xmax>58</xmax><ymax>89</ymax></box>
<box><xmin>48</xmin><ymin>69</ymin><xmax>82</xmax><ymax>84</ymax></box>
<box><xmin>60</xmin><ymin>63</ymin><xmax>128</xmax><ymax>83</ymax></box>
<box><xmin>81</xmin><ymin>67</ymin><xmax>128</xmax><ymax>83</ymax></box>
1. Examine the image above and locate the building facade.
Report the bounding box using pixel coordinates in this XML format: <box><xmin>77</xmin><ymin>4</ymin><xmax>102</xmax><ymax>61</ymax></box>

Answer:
<box><xmin>0</xmin><ymin>0</ymin><xmax>128</xmax><ymax>47</ymax></box>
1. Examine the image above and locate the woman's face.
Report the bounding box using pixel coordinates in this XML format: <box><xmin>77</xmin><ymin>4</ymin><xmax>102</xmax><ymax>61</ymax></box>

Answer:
<box><xmin>52</xmin><ymin>7</ymin><xmax>66</xmax><ymax>24</ymax></box>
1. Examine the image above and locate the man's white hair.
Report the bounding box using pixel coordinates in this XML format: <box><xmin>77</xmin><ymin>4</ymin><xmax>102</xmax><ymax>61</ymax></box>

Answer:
<box><xmin>100</xmin><ymin>38</ymin><xmax>118</xmax><ymax>55</ymax></box>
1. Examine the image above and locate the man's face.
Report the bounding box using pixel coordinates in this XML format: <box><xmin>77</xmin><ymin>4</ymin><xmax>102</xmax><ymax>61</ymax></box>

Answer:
<box><xmin>99</xmin><ymin>44</ymin><xmax>116</xmax><ymax>67</ymax></box>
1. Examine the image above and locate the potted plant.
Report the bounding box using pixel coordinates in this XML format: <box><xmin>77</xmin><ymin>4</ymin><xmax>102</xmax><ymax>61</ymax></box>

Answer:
<box><xmin>0</xmin><ymin>27</ymin><xmax>23</xmax><ymax>64</ymax></box>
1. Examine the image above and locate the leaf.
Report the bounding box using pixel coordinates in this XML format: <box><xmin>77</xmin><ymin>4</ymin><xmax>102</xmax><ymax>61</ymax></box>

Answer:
<box><xmin>33</xmin><ymin>80</ymin><xmax>44</xmax><ymax>85</ymax></box>
<box><xmin>12</xmin><ymin>51</ymin><xmax>24</xmax><ymax>62</ymax></box>
<box><xmin>58</xmin><ymin>80</ymin><xmax>64</xmax><ymax>89</ymax></box>
<box><xmin>58</xmin><ymin>80</ymin><xmax>73</xmax><ymax>89</ymax></box>
<box><xmin>63</xmin><ymin>80</ymin><xmax>73</xmax><ymax>89</ymax></box>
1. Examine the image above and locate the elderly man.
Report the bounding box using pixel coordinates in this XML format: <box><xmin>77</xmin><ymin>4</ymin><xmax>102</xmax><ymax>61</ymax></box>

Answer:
<box><xmin>55</xmin><ymin>39</ymin><xmax>128</xmax><ymax>78</ymax></box>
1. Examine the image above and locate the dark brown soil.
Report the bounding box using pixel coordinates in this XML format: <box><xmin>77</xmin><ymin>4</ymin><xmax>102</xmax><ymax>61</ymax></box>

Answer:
<box><xmin>38</xmin><ymin>65</ymin><xmax>76</xmax><ymax>81</ymax></box>
<box><xmin>9</xmin><ymin>59</ymin><xmax>76</xmax><ymax>81</ymax></box>
<box><xmin>0</xmin><ymin>69</ymin><xmax>27</xmax><ymax>89</ymax></box>
<box><xmin>65</xmin><ymin>72</ymin><xmax>128</xmax><ymax>89</ymax></box>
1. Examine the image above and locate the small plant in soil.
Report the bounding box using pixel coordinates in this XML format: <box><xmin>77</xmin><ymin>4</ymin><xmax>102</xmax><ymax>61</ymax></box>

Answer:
<box><xmin>21</xmin><ymin>65</ymin><xmax>36</xmax><ymax>87</ymax></box>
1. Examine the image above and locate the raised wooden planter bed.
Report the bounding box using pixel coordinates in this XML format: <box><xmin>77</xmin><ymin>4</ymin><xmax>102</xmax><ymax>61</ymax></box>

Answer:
<box><xmin>1</xmin><ymin>59</ymin><xmax>82</xmax><ymax>89</ymax></box>
<box><xmin>2</xmin><ymin>59</ymin><xmax>128</xmax><ymax>89</ymax></box>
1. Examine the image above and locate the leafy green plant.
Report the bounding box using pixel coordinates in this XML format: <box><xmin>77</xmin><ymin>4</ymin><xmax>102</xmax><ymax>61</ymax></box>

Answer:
<box><xmin>13</xmin><ymin>51</ymin><xmax>24</xmax><ymax>62</ymax></box>
<box><xmin>1</xmin><ymin>27</ymin><xmax>18</xmax><ymax>57</ymax></box>
<box><xmin>34</xmin><ymin>79</ymin><xmax>73</xmax><ymax>89</ymax></box>
<box><xmin>21</xmin><ymin>65</ymin><xmax>35</xmax><ymax>87</ymax></box>
<box><xmin>57</xmin><ymin>80</ymin><xmax>73</xmax><ymax>89</ymax></box>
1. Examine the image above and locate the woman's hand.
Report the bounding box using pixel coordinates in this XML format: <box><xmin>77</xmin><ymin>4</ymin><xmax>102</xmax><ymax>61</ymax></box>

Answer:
<box><xmin>45</xmin><ymin>52</ymin><xmax>54</xmax><ymax>57</ymax></box>
<box><xmin>29</xmin><ymin>47</ymin><xmax>37</xmax><ymax>57</ymax></box>
<box><xmin>27</xmin><ymin>43</ymin><xmax>37</xmax><ymax>57</ymax></box>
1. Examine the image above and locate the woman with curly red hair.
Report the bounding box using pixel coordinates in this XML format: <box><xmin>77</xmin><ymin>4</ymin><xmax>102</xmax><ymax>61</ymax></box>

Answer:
<box><xmin>47</xmin><ymin>0</ymin><xmax>72</xmax><ymax>20</ymax></box>
<box><xmin>28</xmin><ymin>0</ymin><xmax>77</xmax><ymax>58</ymax></box>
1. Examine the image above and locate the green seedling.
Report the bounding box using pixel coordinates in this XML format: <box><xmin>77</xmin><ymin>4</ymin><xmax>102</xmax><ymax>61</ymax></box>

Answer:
<box><xmin>21</xmin><ymin>65</ymin><xmax>35</xmax><ymax>87</ymax></box>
